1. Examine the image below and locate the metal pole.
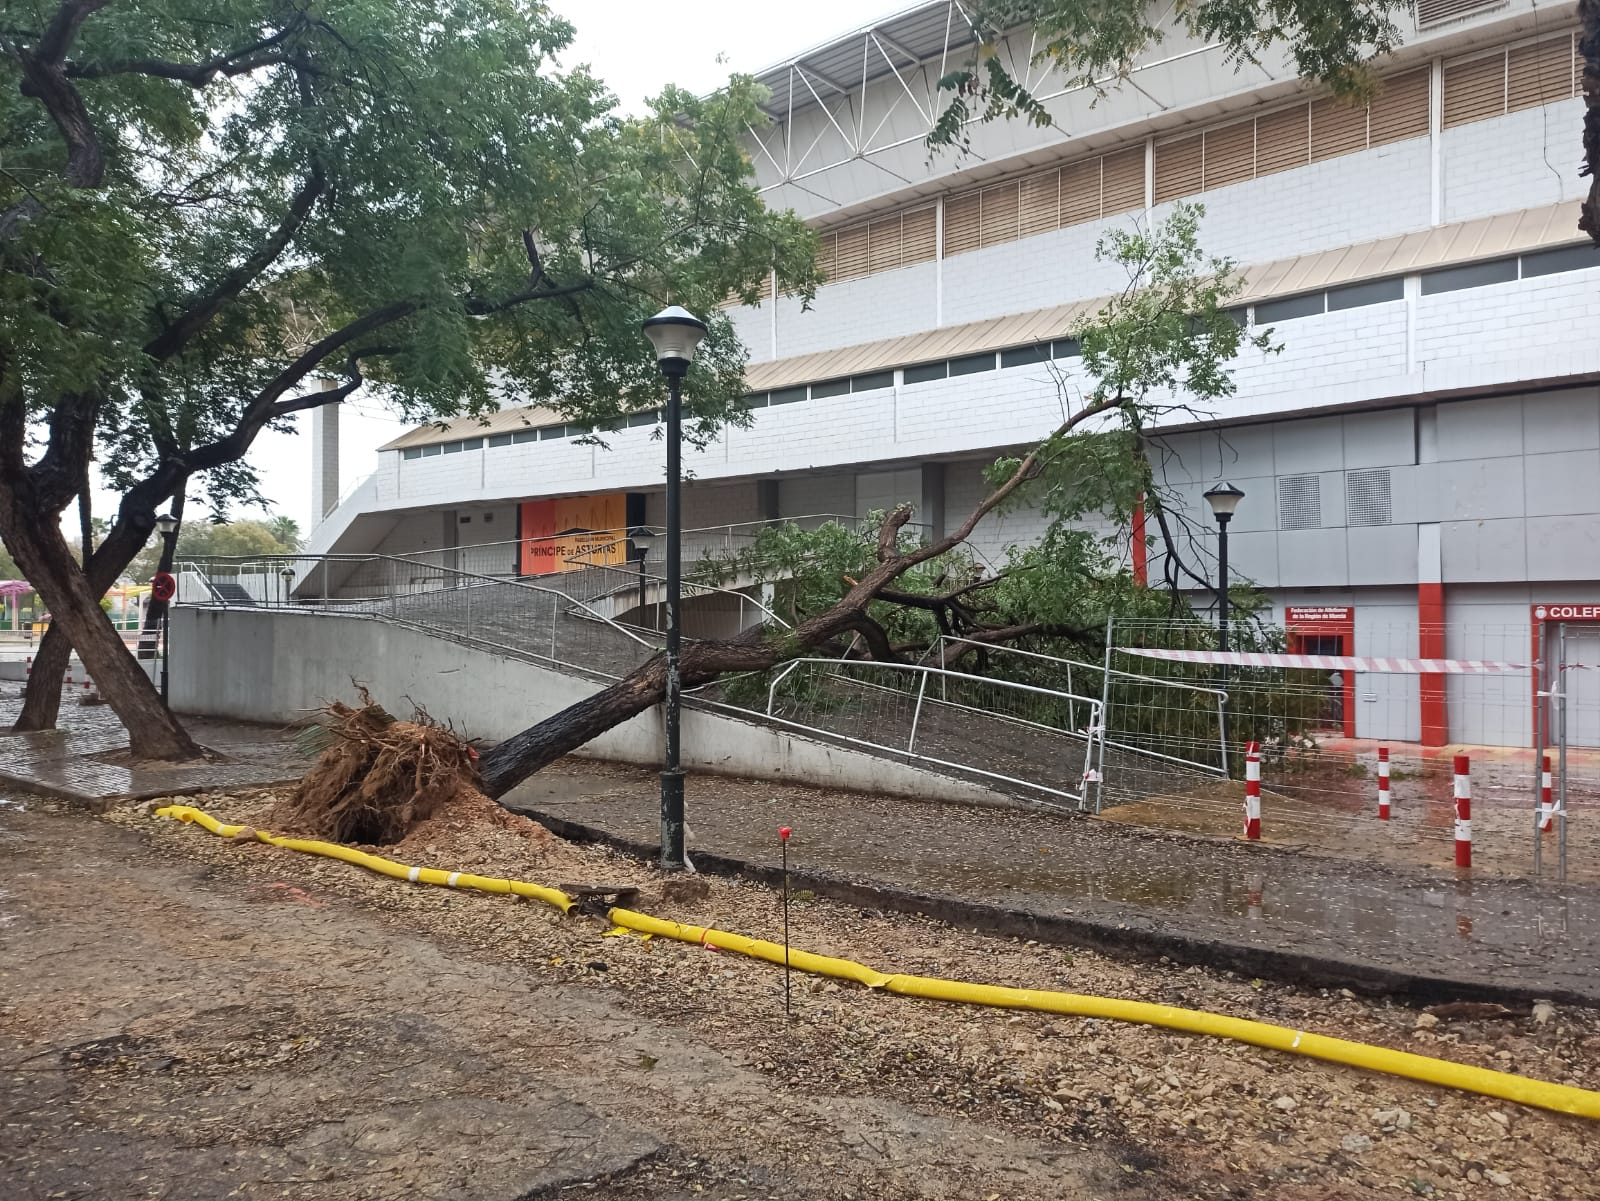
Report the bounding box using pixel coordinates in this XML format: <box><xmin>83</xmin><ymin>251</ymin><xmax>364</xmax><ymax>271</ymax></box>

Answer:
<box><xmin>1559</xmin><ymin>622</ymin><xmax>1569</xmax><ymax>883</ymax></box>
<box><xmin>160</xmin><ymin>608</ymin><xmax>170</xmax><ymax>706</ymax></box>
<box><xmin>1534</xmin><ymin>619</ymin><xmax>1547</xmax><ymax>878</ymax></box>
<box><xmin>1095</xmin><ymin>614</ymin><xmax>1115</xmax><ymax>813</ymax></box>
<box><xmin>907</xmin><ymin>670</ymin><xmax>929</xmax><ymax>753</ymax></box>
<box><xmin>660</xmin><ymin>368</ymin><xmax>687</xmax><ymax>871</ymax></box>
<box><xmin>1216</xmin><ymin>514</ymin><xmax>1232</xmax><ymax>773</ymax></box>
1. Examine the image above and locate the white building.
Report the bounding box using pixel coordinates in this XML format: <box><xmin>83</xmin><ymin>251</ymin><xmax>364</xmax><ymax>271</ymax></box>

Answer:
<box><xmin>305</xmin><ymin>0</ymin><xmax>1600</xmax><ymax>748</ymax></box>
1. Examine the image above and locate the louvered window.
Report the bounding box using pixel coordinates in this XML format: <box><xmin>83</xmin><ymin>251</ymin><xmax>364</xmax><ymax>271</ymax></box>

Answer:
<box><xmin>1310</xmin><ymin>96</ymin><xmax>1367</xmax><ymax>162</ymax></box>
<box><xmin>1346</xmin><ymin>469</ymin><xmax>1393</xmax><ymax>527</ymax></box>
<box><xmin>1101</xmin><ymin>147</ymin><xmax>1146</xmax><ymax>214</ymax></box>
<box><xmin>1277</xmin><ymin>475</ymin><xmax>1322</xmax><ymax>531</ymax></box>
<box><xmin>1369</xmin><ymin>68</ymin><xmax>1431</xmax><ymax>145</ymax></box>
<box><xmin>1019</xmin><ymin>170</ymin><xmax>1060</xmax><ymax>237</ymax></box>
<box><xmin>1154</xmin><ymin>134</ymin><xmax>1202</xmax><ymax>203</ymax></box>
<box><xmin>979</xmin><ymin>181</ymin><xmax>1021</xmax><ymax>248</ymax></box>
<box><xmin>943</xmin><ymin>192</ymin><xmax>981</xmax><ymax>256</ymax></box>
<box><xmin>1415</xmin><ymin>0</ymin><xmax>1507</xmax><ymax>31</ymax></box>
<box><xmin>1060</xmin><ymin>158</ymin><xmax>1101</xmax><ymax>224</ymax></box>
<box><xmin>1254</xmin><ymin>105</ymin><xmax>1311</xmax><ymax>177</ymax></box>
<box><xmin>901</xmin><ymin>207</ymin><xmax>937</xmax><ymax>264</ymax></box>
<box><xmin>1203</xmin><ymin>120</ymin><xmax>1255</xmax><ymax>189</ymax></box>
<box><xmin>1444</xmin><ymin>32</ymin><xmax>1580</xmax><ymax>130</ymax></box>
<box><xmin>867</xmin><ymin>216</ymin><xmax>902</xmax><ymax>274</ymax></box>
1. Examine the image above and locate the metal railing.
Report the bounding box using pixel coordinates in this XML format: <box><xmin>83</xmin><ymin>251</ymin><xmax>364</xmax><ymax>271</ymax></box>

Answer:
<box><xmin>176</xmin><ymin>553</ymin><xmax>656</xmax><ymax>681</ymax></box>
<box><xmin>709</xmin><ymin>657</ymin><xmax>1105</xmax><ymax>808</ymax></box>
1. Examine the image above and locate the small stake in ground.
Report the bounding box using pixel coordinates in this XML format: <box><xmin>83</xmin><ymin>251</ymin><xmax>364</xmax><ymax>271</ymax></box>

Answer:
<box><xmin>1454</xmin><ymin>754</ymin><xmax>1472</xmax><ymax>870</ymax></box>
<box><xmin>1377</xmin><ymin>747</ymin><xmax>1390</xmax><ymax>820</ymax></box>
<box><xmin>1539</xmin><ymin>754</ymin><xmax>1555</xmax><ymax>833</ymax></box>
<box><xmin>779</xmin><ymin>826</ymin><xmax>792</xmax><ymax>1018</ymax></box>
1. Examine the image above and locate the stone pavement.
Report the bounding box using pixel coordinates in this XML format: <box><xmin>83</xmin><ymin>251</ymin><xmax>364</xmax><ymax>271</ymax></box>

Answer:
<box><xmin>0</xmin><ymin>687</ymin><xmax>302</xmax><ymax>806</ymax></box>
<box><xmin>504</xmin><ymin>763</ymin><xmax>1600</xmax><ymax>1007</ymax></box>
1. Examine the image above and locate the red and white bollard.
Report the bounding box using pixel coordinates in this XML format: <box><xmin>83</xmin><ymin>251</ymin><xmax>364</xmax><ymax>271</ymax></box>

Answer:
<box><xmin>1243</xmin><ymin>741</ymin><xmax>1262</xmax><ymax>840</ymax></box>
<box><xmin>1453</xmin><ymin>754</ymin><xmax>1472</xmax><ymax>870</ymax></box>
<box><xmin>1377</xmin><ymin>747</ymin><xmax>1391</xmax><ymax>820</ymax></box>
<box><xmin>1539</xmin><ymin>754</ymin><xmax>1555</xmax><ymax>833</ymax></box>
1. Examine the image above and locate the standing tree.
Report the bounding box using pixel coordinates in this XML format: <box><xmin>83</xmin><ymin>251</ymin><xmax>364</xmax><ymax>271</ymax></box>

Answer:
<box><xmin>0</xmin><ymin>1</ymin><xmax>819</xmax><ymax>756</ymax></box>
<box><xmin>475</xmin><ymin>204</ymin><xmax>1273</xmax><ymax>798</ymax></box>
<box><xmin>930</xmin><ymin>0</ymin><xmax>1600</xmax><ymax>246</ymax></box>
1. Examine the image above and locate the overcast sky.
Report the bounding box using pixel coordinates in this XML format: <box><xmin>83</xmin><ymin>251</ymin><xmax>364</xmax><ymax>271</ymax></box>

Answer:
<box><xmin>142</xmin><ymin>0</ymin><xmax>898</xmax><ymax>537</ymax></box>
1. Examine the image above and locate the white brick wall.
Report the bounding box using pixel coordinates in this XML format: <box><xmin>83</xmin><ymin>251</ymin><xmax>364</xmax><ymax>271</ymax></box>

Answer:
<box><xmin>1154</xmin><ymin>138</ymin><xmax>1432</xmax><ymax>268</ymax></box>
<box><xmin>1442</xmin><ymin>100</ymin><xmax>1587</xmax><ymax>225</ymax></box>
<box><xmin>775</xmin><ymin>261</ymin><xmax>938</xmax><ymax>359</ymax></box>
<box><xmin>940</xmin><ymin>214</ymin><xmax>1133</xmax><ymax>329</ymax></box>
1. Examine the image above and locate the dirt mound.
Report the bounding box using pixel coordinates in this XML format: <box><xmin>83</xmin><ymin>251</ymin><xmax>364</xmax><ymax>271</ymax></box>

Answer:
<box><xmin>285</xmin><ymin>688</ymin><xmax>483</xmax><ymax>844</ymax></box>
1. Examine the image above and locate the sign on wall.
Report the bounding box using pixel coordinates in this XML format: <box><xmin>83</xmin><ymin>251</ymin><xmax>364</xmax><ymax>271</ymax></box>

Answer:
<box><xmin>519</xmin><ymin>494</ymin><xmax>629</xmax><ymax>576</ymax></box>
<box><xmin>1286</xmin><ymin>605</ymin><xmax>1354</xmax><ymax>623</ymax></box>
<box><xmin>1532</xmin><ymin>605</ymin><xmax>1600</xmax><ymax>621</ymax></box>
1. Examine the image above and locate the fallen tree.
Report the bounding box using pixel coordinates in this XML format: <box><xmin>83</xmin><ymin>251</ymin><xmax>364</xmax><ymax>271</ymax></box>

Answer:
<box><xmin>476</xmin><ymin>206</ymin><xmax>1273</xmax><ymax>799</ymax></box>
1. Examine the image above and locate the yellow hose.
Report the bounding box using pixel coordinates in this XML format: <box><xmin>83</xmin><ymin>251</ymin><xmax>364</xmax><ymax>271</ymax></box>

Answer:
<box><xmin>155</xmin><ymin>804</ymin><xmax>1600</xmax><ymax>1121</ymax></box>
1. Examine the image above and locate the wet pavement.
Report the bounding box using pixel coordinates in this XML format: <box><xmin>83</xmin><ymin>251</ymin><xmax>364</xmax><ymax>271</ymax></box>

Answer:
<box><xmin>505</xmin><ymin>763</ymin><xmax>1600</xmax><ymax>1005</ymax></box>
<box><xmin>0</xmin><ymin>685</ymin><xmax>302</xmax><ymax>803</ymax></box>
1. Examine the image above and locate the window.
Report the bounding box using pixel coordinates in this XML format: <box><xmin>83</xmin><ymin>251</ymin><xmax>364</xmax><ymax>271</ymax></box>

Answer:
<box><xmin>626</xmin><ymin>410</ymin><xmax>659</xmax><ymax>427</ymax></box>
<box><xmin>851</xmin><ymin>371</ymin><xmax>894</xmax><ymax>392</ymax></box>
<box><xmin>1255</xmin><ymin>293</ymin><xmax>1326</xmax><ymax>324</ymax></box>
<box><xmin>744</xmin><ymin>392</ymin><xmax>769</xmax><ymax>408</ymax></box>
<box><xmin>487</xmin><ymin>433</ymin><xmax>514</xmax><ymax>448</ymax></box>
<box><xmin>1521</xmin><ymin>244</ymin><xmax>1598</xmax><ymax>279</ymax></box>
<box><xmin>1051</xmin><ymin>338</ymin><xmax>1081</xmax><ymax>359</ymax></box>
<box><xmin>512</xmin><ymin>429</ymin><xmax>539</xmax><ymax>444</ymax></box>
<box><xmin>421</xmin><ymin>444</ymin><xmax>442</xmax><ymax>457</ymax></box>
<box><xmin>1420</xmin><ymin>257</ymin><xmax>1518</xmax><ymax>295</ymax></box>
<box><xmin>1418</xmin><ymin>0</ymin><xmax>1509</xmax><ymax>32</ymax></box>
<box><xmin>769</xmin><ymin>386</ymin><xmax>806</xmax><ymax>406</ymax></box>
<box><xmin>460</xmin><ymin>437</ymin><xmax>483</xmax><ymax>450</ymax></box>
<box><xmin>1000</xmin><ymin>344</ymin><xmax>1051</xmax><ymax>368</ymax></box>
<box><xmin>402</xmin><ymin>447</ymin><xmax>422</xmax><ymax>460</ymax></box>
<box><xmin>948</xmin><ymin>352</ymin><xmax>996</xmax><ymax>377</ymax></box>
<box><xmin>540</xmin><ymin>425</ymin><xmax>568</xmax><ymax>439</ymax></box>
<box><xmin>442</xmin><ymin>440</ymin><xmax>464</xmax><ymax>454</ymax></box>
<box><xmin>1326</xmin><ymin>278</ymin><xmax>1405</xmax><ymax>311</ymax></box>
<box><xmin>903</xmin><ymin>361</ymin><xmax>947</xmax><ymax>385</ymax></box>
<box><xmin>809</xmin><ymin>378</ymin><xmax>850</xmax><ymax>399</ymax></box>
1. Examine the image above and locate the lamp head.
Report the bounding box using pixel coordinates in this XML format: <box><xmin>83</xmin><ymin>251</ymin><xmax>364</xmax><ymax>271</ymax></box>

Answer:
<box><xmin>155</xmin><ymin>513</ymin><xmax>178</xmax><ymax>536</ymax></box>
<box><xmin>1203</xmin><ymin>482</ymin><xmax>1246</xmax><ymax>523</ymax></box>
<box><xmin>641</xmin><ymin>306</ymin><xmax>708</xmax><ymax>377</ymax></box>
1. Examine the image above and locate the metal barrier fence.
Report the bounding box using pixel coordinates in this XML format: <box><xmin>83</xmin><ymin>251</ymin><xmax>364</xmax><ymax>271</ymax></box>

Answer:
<box><xmin>716</xmin><ymin>657</ymin><xmax>1104</xmax><ymax>808</ymax></box>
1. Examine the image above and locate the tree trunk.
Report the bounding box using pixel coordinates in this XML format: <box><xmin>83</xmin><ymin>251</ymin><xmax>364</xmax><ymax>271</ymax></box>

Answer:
<box><xmin>1</xmin><ymin>507</ymin><xmax>198</xmax><ymax>759</ymax></box>
<box><xmin>1581</xmin><ymin>0</ymin><xmax>1599</xmax><ymax>244</ymax></box>
<box><xmin>13</xmin><ymin>512</ymin><xmax>159</xmax><ymax>732</ymax></box>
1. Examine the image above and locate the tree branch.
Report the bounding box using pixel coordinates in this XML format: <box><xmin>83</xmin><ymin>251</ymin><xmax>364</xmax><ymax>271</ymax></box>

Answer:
<box><xmin>65</xmin><ymin>19</ymin><xmax>309</xmax><ymax>86</ymax></box>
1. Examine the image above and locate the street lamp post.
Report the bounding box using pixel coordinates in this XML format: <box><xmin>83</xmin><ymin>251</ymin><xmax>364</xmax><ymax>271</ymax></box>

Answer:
<box><xmin>155</xmin><ymin>512</ymin><xmax>178</xmax><ymax>705</ymax></box>
<box><xmin>641</xmin><ymin>305</ymin><xmax>708</xmax><ymax>871</ymax></box>
<box><xmin>1203</xmin><ymin>483</ymin><xmax>1245</xmax><ymax>765</ymax></box>
<box><xmin>279</xmin><ymin>566</ymin><xmax>297</xmax><ymax>606</ymax></box>
<box><xmin>628</xmin><ymin>526</ymin><xmax>657</xmax><ymax>629</ymax></box>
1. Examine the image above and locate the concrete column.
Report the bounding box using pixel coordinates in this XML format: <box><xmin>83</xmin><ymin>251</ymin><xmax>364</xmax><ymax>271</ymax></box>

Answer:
<box><xmin>919</xmin><ymin>462</ymin><xmax>945</xmax><ymax>543</ymax></box>
<box><xmin>311</xmin><ymin>380</ymin><xmax>340</xmax><ymax>522</ymax></box>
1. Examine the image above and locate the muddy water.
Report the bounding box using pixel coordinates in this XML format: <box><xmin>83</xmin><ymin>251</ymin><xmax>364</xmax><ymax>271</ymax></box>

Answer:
<box><xmin>514</xmin><ymin>765</ymin><xmax>1600</xmax><ymax>1002</ymax></box>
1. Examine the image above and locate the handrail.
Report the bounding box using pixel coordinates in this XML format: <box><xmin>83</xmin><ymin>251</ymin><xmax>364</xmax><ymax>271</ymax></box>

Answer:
<box><xmin>177</xmin><ymin>553</ymin><xmax>653</xmax><ymax>651</ymax></box>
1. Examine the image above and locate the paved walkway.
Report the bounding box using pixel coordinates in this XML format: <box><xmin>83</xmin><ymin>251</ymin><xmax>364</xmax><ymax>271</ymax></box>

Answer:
<box><xmin>0</xmin><ymin>689</ymin><xmax>301</xmax><ymax>804</ymax></box>
<box><xmin>504</xmin><ymin>763</ymin><xmax>1600</xmax><ymax>1006</ymax></box>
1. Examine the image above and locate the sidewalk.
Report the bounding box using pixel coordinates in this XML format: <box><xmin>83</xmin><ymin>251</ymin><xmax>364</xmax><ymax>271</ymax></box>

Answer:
<box><xmin>0</xmin><ymin>690</ymin><xmax>302</xmax><ymax>806</ymax></box>
<box><xmin>503</xmin><ymin>762</ymin><xmax>1600</xmax><ymax>1006</ymax></box>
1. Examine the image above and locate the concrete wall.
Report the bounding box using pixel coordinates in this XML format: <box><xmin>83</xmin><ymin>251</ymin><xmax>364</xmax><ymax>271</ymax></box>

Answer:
<box><xmin>170</xmin><ymin>607</ymin><xmax>1007</xmax><ymax>805</ymax></box>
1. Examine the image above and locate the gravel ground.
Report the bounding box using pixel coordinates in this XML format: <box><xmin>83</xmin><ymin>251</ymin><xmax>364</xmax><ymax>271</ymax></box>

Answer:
<box><xmin>3</xmin><ymin>788</ymin><xmax>1596</xmax><ymax>1199</ymax></box>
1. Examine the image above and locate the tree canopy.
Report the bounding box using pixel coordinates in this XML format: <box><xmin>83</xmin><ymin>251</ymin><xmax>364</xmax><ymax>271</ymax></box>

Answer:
<box><xmin>0</xmin><ymin>0</ymin><xmax>821</xmax><ymax>755</ymax></box>
<box><xmin>128</xmin><ymin>517</ymin><xmax>302</xmax><ymax>582</ymax></box>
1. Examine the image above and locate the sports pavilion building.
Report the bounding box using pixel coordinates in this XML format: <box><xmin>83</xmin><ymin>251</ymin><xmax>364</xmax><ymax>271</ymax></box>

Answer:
<box><xmin>303</xmin><ymin>0</ymin><xmax>1600</xmax><ymax>749</ymax></box>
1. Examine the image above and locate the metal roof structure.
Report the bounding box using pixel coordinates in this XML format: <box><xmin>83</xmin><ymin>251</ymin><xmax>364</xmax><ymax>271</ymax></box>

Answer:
<box><xmin>747</xmin><ymin>1</ymin><xmax>978</xmax><ymax>121</ymax></box>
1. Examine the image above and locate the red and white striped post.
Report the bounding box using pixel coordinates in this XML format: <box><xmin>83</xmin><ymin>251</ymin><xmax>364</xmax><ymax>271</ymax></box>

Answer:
<box><xmin>1377</xmin><ymin>747</ymin><xmax>1391</xmax><ymax>820</ymax></box>
<box><xmin>1453</xmin><ymin>754</ymin><xmax>1472</xmax><ymax>869</ymax></box>
<box><xmin>1243</xmin><ymin>740</ymin><xmax>1262</xmax><ymax>840</ymax></box>
<box><xmin>1539</xmin><ymin>754</ymin><xmax>1555</xmax><ymax>833</ymax></box>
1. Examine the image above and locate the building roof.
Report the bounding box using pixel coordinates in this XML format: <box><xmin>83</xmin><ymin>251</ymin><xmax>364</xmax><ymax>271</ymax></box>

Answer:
<box><xmin>378</xmin><ymin>200</ymin><xmax>1586</xmax><ymax>451</ymax></box>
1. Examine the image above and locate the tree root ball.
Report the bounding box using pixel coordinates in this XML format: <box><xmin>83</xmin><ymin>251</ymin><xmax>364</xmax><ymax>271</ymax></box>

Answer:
<box><xmin>286</xmin><ymin>687</ymin><xmax>484</xmax><ymax>845</ymax></box>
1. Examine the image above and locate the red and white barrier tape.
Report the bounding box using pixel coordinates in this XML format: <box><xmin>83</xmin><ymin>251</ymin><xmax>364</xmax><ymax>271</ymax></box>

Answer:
<box><xmin>1119</xmin><ymin>648</ymin><xmax>1529</xmax><ymax>674</ymax></box>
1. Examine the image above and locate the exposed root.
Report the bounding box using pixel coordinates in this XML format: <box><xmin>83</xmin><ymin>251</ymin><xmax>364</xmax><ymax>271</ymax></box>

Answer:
<box><xmin>286</xmin><ymin>686</ymin><xmax>483</xmax><ymax>844</ymax></box>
